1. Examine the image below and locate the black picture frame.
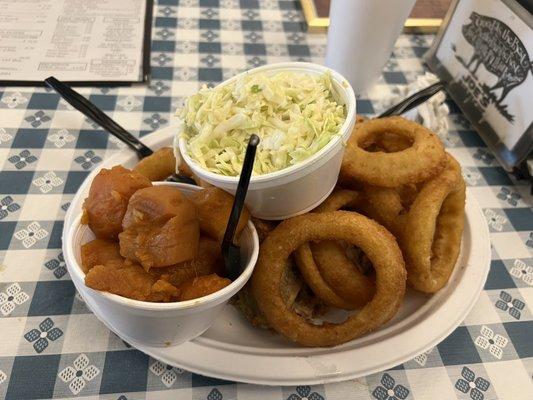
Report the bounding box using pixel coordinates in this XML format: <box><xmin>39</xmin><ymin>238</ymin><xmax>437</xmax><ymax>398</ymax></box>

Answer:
<box><xmin>425</xmin><ymin>0</ymin><xmax>533</xmax><ymax>172</ymax></box>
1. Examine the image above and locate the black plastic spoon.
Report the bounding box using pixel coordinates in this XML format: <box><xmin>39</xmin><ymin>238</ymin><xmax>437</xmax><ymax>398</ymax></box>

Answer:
<box><xmin>44</xmin><ymin>76</ymin><xmax>195</xmax><ymax>184</ymax></box>
<box><xmin>378</xmin><ymin>80</ymin><xmax>446</xmax><ymax>118</ymax></box>
<box><xmin>222</xmin><ymin>134</ymin><xmax>259</xmax><ymax>280</ymax></box>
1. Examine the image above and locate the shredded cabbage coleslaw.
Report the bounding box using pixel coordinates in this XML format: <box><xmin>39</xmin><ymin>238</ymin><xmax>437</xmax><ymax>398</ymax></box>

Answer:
<box><xmin>179</xmin><ymin>71</ymin><xmax>346</xmax><ymax>176</ymax></box>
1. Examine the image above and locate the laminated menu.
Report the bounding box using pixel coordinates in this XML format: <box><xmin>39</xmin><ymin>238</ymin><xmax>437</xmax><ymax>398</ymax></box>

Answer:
<box><xmin>0</xmin><ymin>0</ymin><xmax>152</xmax><ymax>84</ymax></box>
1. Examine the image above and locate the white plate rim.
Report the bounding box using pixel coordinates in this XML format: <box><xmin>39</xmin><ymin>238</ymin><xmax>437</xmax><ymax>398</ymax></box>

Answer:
<box><xmin>64</xmin><ymin>126</ymin><xmax>491</xmax><ymax>386</ymax></box>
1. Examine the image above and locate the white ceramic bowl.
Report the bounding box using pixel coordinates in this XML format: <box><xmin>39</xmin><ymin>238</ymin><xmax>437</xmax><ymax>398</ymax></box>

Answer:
<box><xmin>63</xmin><ymin>182</ymin><xmax>259</xmax><ymax>347</ymax></box>
<box><xmin>177</xmin><ymin>62</ymin><xmax>356</xmax><ymax>220</ymax></box>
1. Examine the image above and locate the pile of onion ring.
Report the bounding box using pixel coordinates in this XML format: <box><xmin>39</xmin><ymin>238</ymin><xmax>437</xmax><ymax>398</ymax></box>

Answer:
<box><xmin>341</xmin><ymin>116</ymin><xmax>465</xmax><ymax>293</ymax></box>
<box><xmin>241</xmin><ymin>116</ymin><xmax>465</xmax><ymax>347</ymax></box>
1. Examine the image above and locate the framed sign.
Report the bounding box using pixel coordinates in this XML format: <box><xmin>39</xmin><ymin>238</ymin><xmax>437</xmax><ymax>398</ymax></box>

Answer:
<box><xmin>426</xmin><ymin>0</ymin><xmax>532</xmax><ymax>172</ymax></box>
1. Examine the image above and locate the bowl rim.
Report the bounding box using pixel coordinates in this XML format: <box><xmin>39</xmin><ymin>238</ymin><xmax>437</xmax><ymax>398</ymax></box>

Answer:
<box><xmin>63</xmin><ymin>182</ymin><xmax>260</xmax><ymax>311</ymax></box>
<box><xmin>177</xmin><ymin>61</ymin><xmax>356</xmax><ymax>184</ymax></box>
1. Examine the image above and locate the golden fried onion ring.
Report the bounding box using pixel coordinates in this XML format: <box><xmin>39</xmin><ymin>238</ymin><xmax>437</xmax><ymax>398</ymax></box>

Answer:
<box><xmin>252</xmin><ymin>211</ymin><xmax>406</xmax><ymax>347</ymax></box>
<box><xmin>365</xmin><ymin>132</ymin><xmax>413</xmax><ymax>153</ymax></box>
<box><xmin>295</xmin><ymin>190</ymin><xmax>363</xmax><ymax>309</ymax></box>
<box><xmin>314</xmin><ymin>189</ymin><xmax>361</xmax><ymax>212</ymax></box>
<box><xmin>402</xmin><ymin>155</ymin><xmax>465</xmax><ymax>293</ymax></box>
<box><xmin>295</xmin><ymin>243</ymin><xmax>358</xmax><ymax>310</ymax></box>
<box><xmin>362</xmin><ymin>184</ymin><xmax>418</xmax><ymax>237</ymax></box>
<box><xmin>355</xmin><ymin>114</ymin><xmax>368</xmax><ymax>125</ymax></box>
<box><xmin>298</xmin><ymin>189</ymin><xmax>374</xmax><ymax>309</ymax></box>
<box><xmin>341</xmin><ymin>117</ymin><xmax>446</xmax><ymax>187</ymax></box>
<box><xmin>311</xmin><ymin>240</ymin><xmax>375</xmax><ymax>308</ymax></box>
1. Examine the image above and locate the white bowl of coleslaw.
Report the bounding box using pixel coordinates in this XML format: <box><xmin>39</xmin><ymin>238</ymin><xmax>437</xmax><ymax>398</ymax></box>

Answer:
<box><xmin>176</xmin><ymin>62</ymin><xmax>356</xmax><ymax>220</ymax></box>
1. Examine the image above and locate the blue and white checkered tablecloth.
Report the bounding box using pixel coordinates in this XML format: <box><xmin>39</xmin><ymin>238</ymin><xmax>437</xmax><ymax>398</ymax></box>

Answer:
<box><xmin>0</xmin><ymin>0</ymin><xmax>532</xmax><ymax>399</ymax></box>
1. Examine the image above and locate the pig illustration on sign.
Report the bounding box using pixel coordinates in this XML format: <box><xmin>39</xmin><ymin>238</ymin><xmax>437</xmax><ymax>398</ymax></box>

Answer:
<box><xmin>461</xmin><ymin>12</ymin><xmax>532</xmax><ymax>104</ymax></box>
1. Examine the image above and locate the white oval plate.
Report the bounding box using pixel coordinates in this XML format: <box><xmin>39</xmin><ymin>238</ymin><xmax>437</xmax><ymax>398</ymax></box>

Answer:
<box><xmin>64</xmin><ymin>126</ymin><xmax>491</xmax><ymax>386</ymax></box>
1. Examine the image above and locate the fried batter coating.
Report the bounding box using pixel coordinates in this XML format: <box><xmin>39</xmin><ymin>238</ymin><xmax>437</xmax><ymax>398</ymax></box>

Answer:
<box><xmin>119</xmin><ymin>185</ymin><xmax>200</xmax><ymax>269</ymax></box>
<box><xmin>296</xmin><ymin>189</ymin><xmax>375</xmax><ymax>310</ymax></box>
<box><xmin>251</xmin><ymin>217</ymin><xmax>277</xmax><ymax>243</ymax></box>
<box><xmin>313</xmin><ymin>189</ymin><xmax>360</xmax><ymax>212</ymax></box>
<box><xmin>83</xmin><ymin>166</ymin><xmax>152</xmax><ymax>239</ymax></box>
<box><xmin>311</xmin><ymin>240</ymin><xmax>375</xmax><ymax>308</ymax></box>
<box><xmin>189</xmin><ymin>187</ymin><xmax>250</xmax><ymax>242</ymax></box>
<box><xmin>252</xmin><ymin>211</ymin><xmax>406</xmax><ymax>347</ymax></box>
<box><xmin>341</xmin><ymin>117</ymin><xmax>446</xmax><ymax>187</ymax></box>
<box><xmin>234</xmin><ymin>260</ymin><xmax>303</xmax><ymax>329</ymax></box>
<box><xmin>361</xmin><ymin>184</ymin><xmax>418</xmax><ymax>237</ymax></box>
<box><xmin>179</xmin><ymin>274</ymin><xmax>231</xmax><ymax>301</ymax></box>
<box><xmin>362</xmin><ymin>132</ymin><xmax>413</xmax><ymax>153</ymax></box>
<box><xmin>402</xmin><ymin>154</ymin><xmax>465</xmax><ymax>293</ymax></box>
<box><xmin>295</xmin><ymin>243</ymin><xmax>357</xmax><ymax>310</ymax></box>
<box><xmin>355</xmin><ymin>114</ymin><xmax>368</xmax><ymax>125</ymax></box>
<box><xmin>85</xmin><ymin>259</ymin><xmax>180</xmax><ymax>302</ymax></box>
<box><xmin>80</xmin><ymin>239</ymin><xmax>122</xmax><ymax>273</ymax></box>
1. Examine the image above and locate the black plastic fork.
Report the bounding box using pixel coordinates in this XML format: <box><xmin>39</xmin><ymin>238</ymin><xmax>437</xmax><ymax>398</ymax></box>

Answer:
<box><xmin>45</xmin><ymin>77</ymin><xmax>153</xmax><ymax>158</ymax></box>
<box><xmin>221</xmin><ymin>134</ymin><xmax>259</xmax><ymax>280</ymax></box>
<box><xmin>378</xmin><ymin>80</ymin><xmax>446</xmax><ymax>117</ymax></box>
<box><xmin>44</xmin><ymin>76</ymin><xmax>195</xmax><ymax>184</ymax></box>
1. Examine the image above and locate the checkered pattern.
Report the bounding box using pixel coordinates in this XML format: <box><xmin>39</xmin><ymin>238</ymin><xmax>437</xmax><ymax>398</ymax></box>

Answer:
<box><xmin>0</xmin><ymin>0</ymin><xmax>531</xmax><ymax>399</ymax></box>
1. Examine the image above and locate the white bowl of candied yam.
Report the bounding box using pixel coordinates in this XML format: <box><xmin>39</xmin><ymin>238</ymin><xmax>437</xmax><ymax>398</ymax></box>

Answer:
<box><xmin>63</xmin><ymin>164</ymin><xmax>259</xmax><ymax>347</ymax></box>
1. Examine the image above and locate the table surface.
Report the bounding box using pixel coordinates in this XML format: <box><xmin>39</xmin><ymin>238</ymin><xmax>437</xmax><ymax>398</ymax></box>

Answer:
<box><xmin>0</xmin><ymin>1</ymin><xmax>532</xmax><ymax>399</ymax></box>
